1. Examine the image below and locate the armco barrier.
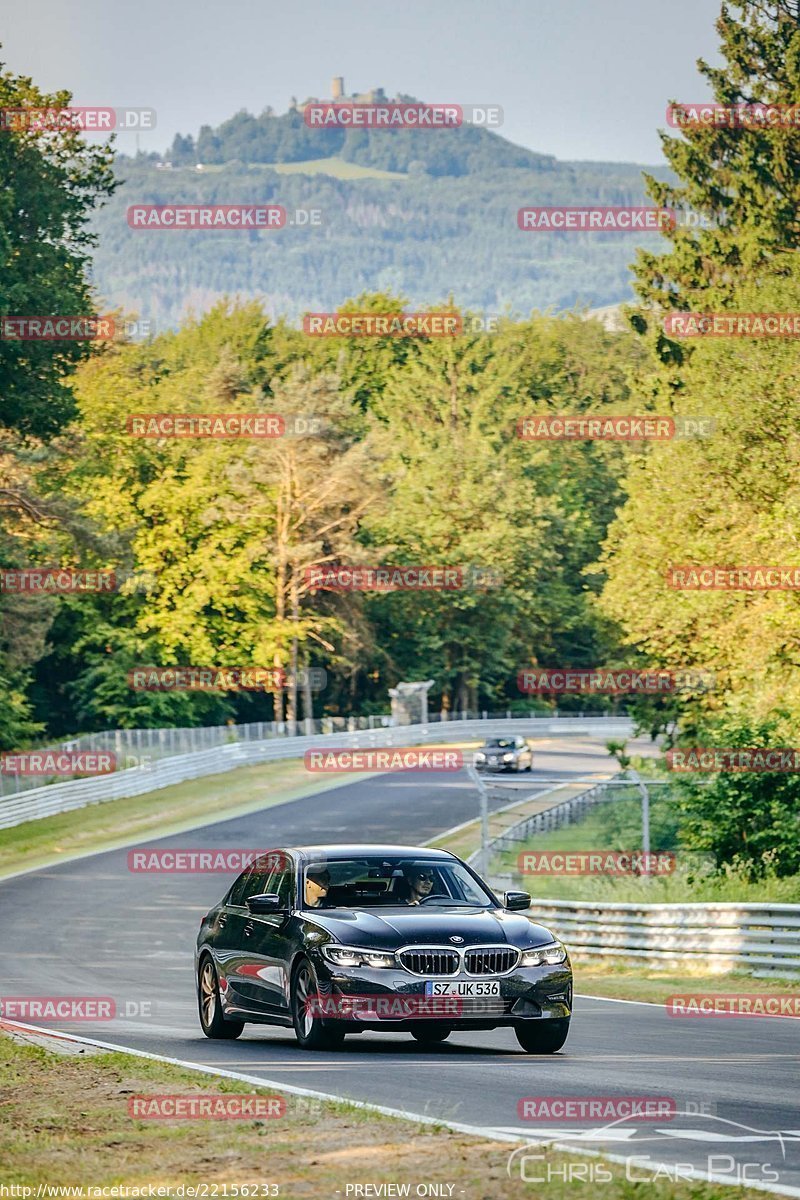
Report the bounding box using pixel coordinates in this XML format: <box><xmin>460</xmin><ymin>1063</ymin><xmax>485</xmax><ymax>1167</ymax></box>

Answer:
<box><xmin>486</xmin><ymin>893</ymin><xmax>800</xmax><ymax>978</ymax></box>
<box><xmin>484</xmin><ymin>778</ymin><xmax>800</xmax><ymax>978</ymax></box>
<box><xmin>0</xmin><ymin>717</ymin><xmax>633</xmax><ymax>830</ymax></box>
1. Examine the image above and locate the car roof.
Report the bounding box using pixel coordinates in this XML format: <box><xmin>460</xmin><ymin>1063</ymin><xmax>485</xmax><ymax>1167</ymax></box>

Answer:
<box><xmin>289</xmin><ymin>845</ymin><xmax>459</xmax><ymax>861</ymax></box>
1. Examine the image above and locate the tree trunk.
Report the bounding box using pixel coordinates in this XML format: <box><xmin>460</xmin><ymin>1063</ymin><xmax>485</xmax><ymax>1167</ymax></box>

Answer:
<box><xmin>287</xmin><ymin>579</ymin><xmax>299</xmax><ymax>730</ymax></box>
<box><xmin>302</xmin><ymin>652</ymin><xmax>314</xmax><ymax>733</ymax></box>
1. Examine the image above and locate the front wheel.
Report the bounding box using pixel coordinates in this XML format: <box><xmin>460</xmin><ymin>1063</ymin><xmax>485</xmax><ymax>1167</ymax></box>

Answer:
<box><xmin>198</xmin><ymin>957</ymin><xmax>244</xmax><ymax>1039</ymax></box>
<box><xmin>515</xmin><ymin>1017</ymin><xmax>570</xmax><ymax>1054</ymax></box>
<box><xmin>291</xmin><ymin>959</ymin><xmax>346</xmax><ymax>1050</ymax></box>
<box><xmin>411</xmin><ymin>1024</ymin><xmax>451</xmax><ymax>1045</ymax></box>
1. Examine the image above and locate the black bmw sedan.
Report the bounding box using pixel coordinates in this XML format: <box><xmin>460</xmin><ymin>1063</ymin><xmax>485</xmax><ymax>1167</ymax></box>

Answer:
<box><xmin>195</xmin><ymin>844</ymin><xmax>571</xmax><ymax>1053</ymax></box>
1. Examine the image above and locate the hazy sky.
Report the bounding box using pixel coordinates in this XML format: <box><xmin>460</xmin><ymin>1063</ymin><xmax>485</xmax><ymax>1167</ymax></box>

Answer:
<box><xmin>2</xmin><ymin>0</ymin><xmax>722</xmax><ymax>163</ymax></box>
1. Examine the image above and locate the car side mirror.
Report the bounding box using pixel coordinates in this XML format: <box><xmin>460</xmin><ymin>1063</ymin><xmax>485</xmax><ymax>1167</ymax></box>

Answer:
<box><xmin>504</xmin><ymin>891</ymin><xmax>531</xmax><ymax>911</ymax></box>
<box><xmin>247</xmin><ymin>892</ymin><xmax>285</xmax><ymax>914</ymax></box>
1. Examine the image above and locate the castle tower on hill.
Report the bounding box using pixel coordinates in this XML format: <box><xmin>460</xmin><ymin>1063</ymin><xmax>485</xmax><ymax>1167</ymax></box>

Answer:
<box><xmin>294</xmin><ymin>78</ymin><xmax>389</xmax><ymax>113</ymax></box>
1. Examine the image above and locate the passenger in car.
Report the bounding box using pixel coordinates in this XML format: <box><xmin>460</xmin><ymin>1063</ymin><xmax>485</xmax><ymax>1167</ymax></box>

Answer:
<box><xmin>304</xmin><ymin>865</ymin><xmax>331</xmax><ymax>907</ymax></box>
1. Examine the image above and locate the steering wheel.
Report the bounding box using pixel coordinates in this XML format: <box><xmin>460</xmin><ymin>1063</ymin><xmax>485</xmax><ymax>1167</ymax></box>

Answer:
<box><xmin>417</xmin><ymin>893</ymin><xmax>450</xmax><ymax>905</ymax></box>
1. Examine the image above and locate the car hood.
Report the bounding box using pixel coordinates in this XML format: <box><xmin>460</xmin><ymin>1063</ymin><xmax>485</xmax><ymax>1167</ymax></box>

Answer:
<box><xmin>303</xmin><ymin>906</ymin><xmax>555</xmax><ymax>949</ymax></box>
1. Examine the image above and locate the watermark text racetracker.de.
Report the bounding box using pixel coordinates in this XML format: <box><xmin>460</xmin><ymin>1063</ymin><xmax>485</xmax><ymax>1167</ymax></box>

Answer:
<box><xmin>0</xmin><ymin>996</ymin><xmax>155</xmax><ymax>1022</ymax></box>
<box><xmin>0</xmin><ymin>751</ymin><xmax>116</xmax><ymax>777</ymax></box>
<box><xmin>667</xmin><ymin>747</ymin><xmax>800</xmax><ymax>771</ymax></box>
<box><xmin>128</xmin><ymin>849</ymin><xmax>289</xmax><ymax>873</ymax></box>
<box><xmin>667</xmin><ymin>101</ymin><xmax>800</xmax><ymax>127</ymax></box>
<box><xmin>666</xmin><ymin>993</ymin><xmax>800</xmax><ymax>1017</ymax></box>
<box><xmin>0</xmin><ymin>106</ymin><xmax>156</xmax><ymax>131</ymax></box>
<box><xmin>128</xmin><ymin>1094</ymin><xmax>285</xmax><ymax>1120</ymax></box>
<box><xmin>304</xmin><ymin>748</ymin><xmax>463</xmax><ymax>772</ymax></box>
<box><xmin>516</xmin><ymin>415</ymin><xmax>715</xmax><ymax>440</ymax></box>
<box><xmin>128</xmin><ymin>666</ymin><xmax>286</xmax><ymax>691</ymax></box>
<box><xmin>665</xmin><ymin>312</ymin><xmax>800</xmax><ymax>337</ymax></box>
<box><xmin>305</xmin><ymin>564</ymin><xmax>502</xmax><ymax>590</ymax></box>
<box><xmin>518</xmin><ymin>1096</ymin><xmax>677</xmax><ymax>1121</ymax></box>
<box><xmin>518</xmin><ymin>850</ymin><xmax>676</xmax><ymax>876</ymax></box>
<box><xmin>125</xmin><ymin>414</ymin><xmax>327</xmax><ymax>438</ymax></box>
<box><xmin>667</xmin><ymin>564</ymin><xmax>800</xmax><ymax>589</ymax></box>
<box><xmin>303</xmin><ymin>312</ymin><xmax>461</xmax><ymax>337</ymax></box>
<box><xmin>303</xmin><ymin>101</ymin><xmax>502</xmax><ymax>128</ymax></box>
<box><xmin>518</xmin><ymin>668</ymin><xmax>714</xmax><ymax>695</ymax></box>
<box><xmin>518</xmin><ymin>206</ymin><xmax>675</xmax><ymax>231</ymax></box>
<box><xmin>127</xmin><ymin>205</ymin><xmax>322</xmax><ymax>230</ymax></box>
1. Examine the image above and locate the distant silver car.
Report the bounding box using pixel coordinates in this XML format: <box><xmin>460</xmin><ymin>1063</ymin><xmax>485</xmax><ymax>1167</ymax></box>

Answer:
<box><xmin>474</xmin><ymin>735</ymin><xmax>533</xmax><ymax>773</ymax></box>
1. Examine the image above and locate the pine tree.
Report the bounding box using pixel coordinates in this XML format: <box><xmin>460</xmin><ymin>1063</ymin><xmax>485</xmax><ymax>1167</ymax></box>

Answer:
<box><xmin>633</xmin><ymin>0</ymin><xmax>800</xmax><ymax>348</ymax></box>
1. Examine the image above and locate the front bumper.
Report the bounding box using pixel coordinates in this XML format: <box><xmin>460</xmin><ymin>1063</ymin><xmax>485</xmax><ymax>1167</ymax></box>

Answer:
<box><xmin>312</xmin><ymin>958</ymin><xmax>572</xmax><ymax>1030</ymax></box>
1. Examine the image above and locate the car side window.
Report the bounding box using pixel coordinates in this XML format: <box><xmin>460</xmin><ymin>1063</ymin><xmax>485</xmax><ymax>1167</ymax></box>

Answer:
<box><xmin>263</xmin><ymin>862</ymin><xmax>295</xmax><ymax>907</ymax></box>
<box><xmin>228</xmin><ymin>861</ymin><xmax>271</xmax><ymax>907</ymax></box>
<box><xmin>228</xmin><ymin>866</ymin><xmax>253</xmax><ymax>908</ymax></box>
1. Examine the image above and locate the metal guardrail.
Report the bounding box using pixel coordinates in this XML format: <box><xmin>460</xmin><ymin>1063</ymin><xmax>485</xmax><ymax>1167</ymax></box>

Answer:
<box><xmin>484</xmin><ymin>778</ymin><xmax>800</xmax><ymax>978</ymax></box>
<box><xmin>0</xmin><ymin>716</ymin><xmax>634</xmax><ymax>830</ymax></box>
<box><xmin>0</xmin><ymin>708</ymin><xmax>628</xmax><ymax>798</ymax></box>
<box><xmin>521</xmin><ymin>899</ymin><xmax>800</xmax><ymax>979</ymax></box>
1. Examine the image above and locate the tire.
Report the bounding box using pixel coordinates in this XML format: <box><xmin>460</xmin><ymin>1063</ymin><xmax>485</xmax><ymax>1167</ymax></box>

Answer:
<box><xmin>291</xmin><ymin>958</ymin><xmax>346</xmax><ymax>1050</ymax></box>
<box><xmin>515</xmin><ymin>1018</ymin><xmax>570</xmax><ymax>1054</ymax></box>
<box><xmin>198</xmin><ymin>956</ymin><xmax>244</xmax><ymax>1039</ymax></box>
<box><xmin>411</xmin><ymin>1024</ymin><xmax>452</xmax><ymax>1045</ymax></box>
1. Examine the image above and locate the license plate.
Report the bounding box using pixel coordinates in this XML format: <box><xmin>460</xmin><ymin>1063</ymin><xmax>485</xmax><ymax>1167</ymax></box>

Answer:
<box><xmin>424</xmin><ymin>980</ymin><xmax>501</xmax><ymax>997</ymax></box>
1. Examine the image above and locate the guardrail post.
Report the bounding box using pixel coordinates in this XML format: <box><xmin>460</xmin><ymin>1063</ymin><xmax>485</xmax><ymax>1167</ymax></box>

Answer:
<box><xmin>466</xmin><ymin>765</ymin><xmax>490</xmax><ymax>879</ymax></box>
<box><xmin>628</xmin><ymin>768</ymin><xmax>651</xmax><ymax>869</ymax></box>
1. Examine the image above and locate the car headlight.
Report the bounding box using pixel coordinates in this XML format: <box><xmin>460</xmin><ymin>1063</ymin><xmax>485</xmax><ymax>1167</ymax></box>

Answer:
<box><xmin>474</xmin><ymin>752</ymin><xmax>486</xmax><ymax>762</ymax></box>
<box><xmin>503</xmin><ymin>753</ymin><xmax>514</xmax><ymax>762</ymax></box>
<box><xmin>520</xmin><ymin>941</ymin><xmax>568</xmax><ymax>967</ymax></box>
<box><xmin>322</xmin><ymin>944</ymin><xmax>397</xmax><ymax>968</ymax></box>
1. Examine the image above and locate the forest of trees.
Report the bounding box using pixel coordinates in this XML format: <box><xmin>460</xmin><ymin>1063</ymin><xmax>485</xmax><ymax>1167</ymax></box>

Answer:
<box><xmin>2</xmin><ymin>3</ymin><xmax>800</xmax><ymax>876</ymax></box>
<box><xmin>93</xmin><ymin>155</ymin><xmax>672</xmax><ymax>328</ymax></box>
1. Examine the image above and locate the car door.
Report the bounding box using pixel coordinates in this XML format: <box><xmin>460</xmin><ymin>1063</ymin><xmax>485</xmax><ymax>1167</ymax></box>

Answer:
<box><xmin>236</xmin><ymin>859</ymin><xmax>297</xmax><ymax>1014</ymax></box>
<box><xmin>219</xmin><ymin>858</ymin><xmax>275</xmax><ymax>1012</ymax></box>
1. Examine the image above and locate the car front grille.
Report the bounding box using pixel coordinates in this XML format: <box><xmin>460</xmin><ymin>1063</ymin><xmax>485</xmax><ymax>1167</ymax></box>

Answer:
<box><xmin>464</xmin><ymin>947</ymin><xmax>519</xmax><ymax>975</ymax></box>
<box><xmin>398</xmin><ymin>948</ymin><xmax>459</xmax><ymax>976</ymax></box>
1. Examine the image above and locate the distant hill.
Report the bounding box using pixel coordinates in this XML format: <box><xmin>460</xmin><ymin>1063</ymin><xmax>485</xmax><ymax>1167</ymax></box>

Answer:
<box><xmin>92</xmin><ymin>101</ymin><xmax>672</xmax><ymax>330</ymax></box>
<box><xmin>166</xmin><ymin>104</ymin><xmax>558</xmax><ymax>178</ymax></box>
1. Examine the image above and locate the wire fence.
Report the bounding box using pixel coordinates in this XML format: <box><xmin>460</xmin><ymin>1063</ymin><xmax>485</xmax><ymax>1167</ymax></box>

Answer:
<box><xmin>0</xmin><ymin>708</ymin><xmax>623</xmax><ymax>798</ymax></box>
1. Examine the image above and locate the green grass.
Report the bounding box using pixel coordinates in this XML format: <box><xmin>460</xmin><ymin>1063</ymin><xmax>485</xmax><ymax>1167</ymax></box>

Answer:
<box><xmin>181</xmin><ymin>156</ymin><xmax>409</xmax><ymax>180</ymax></box>
<box><xmin>0</xmin><ymin>738</ymin><xmax>477</xmax><ymax>880</ymax></box>
<box><xmin>0</xmin><ymin>757</ymin><xmax>383</xmax><ymax>880</ymax></box>
<box><xmin>574</xmin><ymin>961</ymin><xmax>800</xmax><ymax>1002</ymax></box>
<box><xmin>263</xmin><ymin>156</ymin><xmax>408</xmax><ymax>179</ymax></box>
<box><xmin>495</xmin><ymin>789</ymin><xmax>800</xmax><ymax>902</ymax></box>
<box><xmin>0</xmin><ymin>1032</ymin><xmax>774</xmax><ymax>1197</ymax></box>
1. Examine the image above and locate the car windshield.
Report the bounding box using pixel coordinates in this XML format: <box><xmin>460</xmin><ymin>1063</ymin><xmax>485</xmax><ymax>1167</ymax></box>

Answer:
<box><xmin>485</xmin><ymin>738</ymin><xmax>515</xmax><ymax>748</ymax></box>
<box><xmin>302</xmin><ymin>856</ymin><xmax>496</xmax><ymax>909</ymax></box>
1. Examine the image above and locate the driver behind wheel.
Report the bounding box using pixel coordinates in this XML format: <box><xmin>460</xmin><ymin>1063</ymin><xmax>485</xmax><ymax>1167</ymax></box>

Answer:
<box><xmin>304</xmin><ymin>865</ymin><xmax>331</xmax><ymax>908</ymax></box>
<box><xmin>403</xmin><ymin>865</ymin><xmax>435</xmax><ymax>905</ymax></box>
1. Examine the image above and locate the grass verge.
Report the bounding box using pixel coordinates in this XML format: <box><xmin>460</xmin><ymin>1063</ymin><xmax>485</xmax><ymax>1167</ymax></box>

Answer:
<box><xmin>0</xmin><ymin>1032</ymin><xmax>771</xmax><ymax>1198</ymax></box>
<box><xmin>573</xmin><ymin>961</ymin><xmax>800</xmax><ymax>1004</ymax></box>
<box><xmin>494</xmin><ymin>790</ymin><xmax>800</xmax><ymax>903</ymax></box>
<box><xmin>0</xmin><ymin>740</ymin><xmax>476</xmax><ymax>881</ymax></box>
<box><xmin>0</xmin><ymin>758</ymin><xmax>383</xmax><ymax>880</ymax></box>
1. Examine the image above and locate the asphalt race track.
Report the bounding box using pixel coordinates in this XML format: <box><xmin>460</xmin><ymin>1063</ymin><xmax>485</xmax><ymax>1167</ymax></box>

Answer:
<box><xmin>1</xmin><ymin>735</ymin><xmax>799</xmax><ymax>1194</ymax></box>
